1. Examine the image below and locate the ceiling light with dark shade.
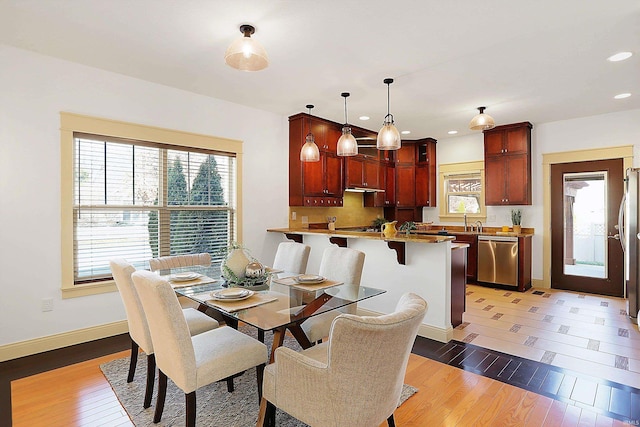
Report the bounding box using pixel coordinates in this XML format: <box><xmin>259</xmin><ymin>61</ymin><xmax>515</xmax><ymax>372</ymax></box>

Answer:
<box><xmin>468</xmin><ymin>106</ymin><xmax>496</xmax><ymax>131</ymax></box>
<box><xmin>300</xmin><ymin>105</ymin><xmax>320</xmax><ymax>162</ymax></box>
<box><xmin>376</xmin><ymin>78</ymin><xmax>401</xmax><ymax>150</ymax></box>
<box><xmin>337</xmin><ymin>92</ymin><xmax>358</xmax><ymax>156</ymax></box>
<box><xmin>224</xmin><ymin>24</ymin><xmax>269</xmax><ymax>71</ymax></box>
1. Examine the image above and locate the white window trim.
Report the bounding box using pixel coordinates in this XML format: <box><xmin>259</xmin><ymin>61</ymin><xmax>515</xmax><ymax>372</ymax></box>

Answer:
<box><xmin>438</xmin><ymin>160</ymin><xmax>487</xmax><ymax>223</ymax></box>
<box><xmin>60</xmin><ymin>112</ymin><xmax>243</xmax><ymax>298</ymax></box>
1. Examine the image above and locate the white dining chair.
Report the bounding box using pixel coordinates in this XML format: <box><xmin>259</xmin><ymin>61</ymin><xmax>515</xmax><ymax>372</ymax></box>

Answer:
<box><xmin>109</xmin><ymin>259</ymin><xmax>219</xmax><ymax>409</ymax></box>
<box><xmin>148</xmin><ymin>253</ymin><xmax>211</xmax><ymax>272</ymax></box>
<box><xmin>131</xmin><ymin>270</ymin><xmax>268</xmax><ymax>427</ymax></box>
<box><xmin>301</xmin><ymin>246</ymin><xmax>365</xmax><ymax>344</ymax></box>
<box><xmin>272</xmin><ymin>242</ymin><xmax>311</xmax><ymax>274</ymax></box>
<box><xmin>257</xmin><ymin>293</ymin><xmax>427</xmax><ymax>427</ymax></box>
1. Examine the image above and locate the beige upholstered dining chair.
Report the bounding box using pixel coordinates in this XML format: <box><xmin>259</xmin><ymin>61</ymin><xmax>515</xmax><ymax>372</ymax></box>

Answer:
<box><xmin>301</xmin><ymin>246</ymin><xmax>365</xmax><ymax>344</ymax></box>
<box><xmin>272</xmin><ymin>242</ymin><xmax>311</xmax><ymax>274</ymax></box>
<box><xmin>131</xmin><ymin>270</ymin><xmax>268</xmax><ymax>427</ymax></box>
<box><xmin>109</xmin><ymin>259</ymin><xmax>219</xmax><ymax>409</ymax></box>
<box><xmin>258</xmin><ymin>292</ymin><xmax>427</xmax><ymax>427</ymax></box>
<box><xmin>148</xmin><ymin>252</ymin><xmax>211</xmax><ymax>272</ymax></box>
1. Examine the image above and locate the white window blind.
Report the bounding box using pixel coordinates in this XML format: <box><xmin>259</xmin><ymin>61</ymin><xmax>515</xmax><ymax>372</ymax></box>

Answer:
<box><xmin>73</xmin><ymin>134</ymin><xmax>236</xmax><ymax>284</ymax></box>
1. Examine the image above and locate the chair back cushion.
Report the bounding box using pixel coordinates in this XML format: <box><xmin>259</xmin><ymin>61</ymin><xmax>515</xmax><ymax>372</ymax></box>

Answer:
<box><xmin>148</xmin><ymin>253</ymin><xmax>211</xmax><ymax>272</ymax></box>
<box><xmin>131</xmin><ymin>270</ymin><xmax>197</xmax><ymax>390</ymax></box>
<box><xmin>272</xmin><ymin>242</ymin><xmax>311</xmax><ymax>274</ymax></box>
<box><xmin>318</xmin><ymin>247</ymin><xmax>365</xmax><ymax>286</ymax></box>
<box><xmin>109</xmin><ymin>259</ymin><xmax>153</xmax><ymax>353</ymax></box>
<box><xmin>327</xmin><ymin>293</ymin><xmax>427</xmax><ymax>425</ymax></box>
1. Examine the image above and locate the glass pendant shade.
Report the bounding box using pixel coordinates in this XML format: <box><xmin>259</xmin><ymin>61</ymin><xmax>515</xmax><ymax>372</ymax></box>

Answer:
<box><xmin>337</xmin><ymin>126</ymin><xmax>358</xmax><ymax>156</ymax></box>
<box><xmin>337</xmin><ymin>92</ymin><xmax>358</xmax><ymax>156</ymax></box>
<box><xmin>300</xmin><ymin>133</ymin><xmax>320</xmax><ymax>162</ymax></box>
<box><xmin>469</xmin><ymin>106</ymin><xmax>496</xmax><ymax>131</ymax></box>
<box><xmin>377</xmin><ymin>118</ymin><xmax>402</xmax><ymax>150</ymax></box>
<box><xmin>300</xmin><ymin>104</ymin><xmax>320</xmax><ymax>162</ymax></box>
<box><xmin>224</xmin><ymin>25</ymin><xmax>269</xmax><ymax>71</ymax></box>
<box><xmin>376</xmin><ymin>78</ymin><xmax>401</xmax><ymax>150</ymax></box>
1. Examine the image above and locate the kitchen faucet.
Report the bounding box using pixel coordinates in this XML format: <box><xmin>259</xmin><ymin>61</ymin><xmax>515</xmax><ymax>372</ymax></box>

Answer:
<box><xmin>474</xmin><ymin>220</ymin><xmax>483</xmax><ymax>233</ymax></box>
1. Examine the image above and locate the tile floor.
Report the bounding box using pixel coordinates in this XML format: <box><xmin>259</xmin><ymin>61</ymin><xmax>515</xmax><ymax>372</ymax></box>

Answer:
<box><xmin>454</xmin><ymin>284</ymin><xmax>640</xmax><ymax>389</ymax></box>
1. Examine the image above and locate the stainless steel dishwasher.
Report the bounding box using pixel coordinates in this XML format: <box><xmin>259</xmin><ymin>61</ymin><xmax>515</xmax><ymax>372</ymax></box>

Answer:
<box><xmin>477</xmin><ymin>235</ymin><xmax>518</xmax><ymax>287</ymax></box>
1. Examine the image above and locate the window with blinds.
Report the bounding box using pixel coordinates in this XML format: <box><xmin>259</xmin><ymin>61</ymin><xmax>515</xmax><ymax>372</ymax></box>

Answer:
<box><xmin>445</xmin><ymin>173</ymin><xmax>482</xmax><ymax>214</ymax></box>
<box><xmin>73</xmin><ymin>134</ymin><xmax>236</xmax><ymax>284</ymax></box>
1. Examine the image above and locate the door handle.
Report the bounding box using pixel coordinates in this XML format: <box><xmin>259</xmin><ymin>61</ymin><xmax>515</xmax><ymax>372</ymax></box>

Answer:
<box><xmin>607</xmin><ymin>234</ymin><xmax>620</xmax><ymax>240</ymax></box>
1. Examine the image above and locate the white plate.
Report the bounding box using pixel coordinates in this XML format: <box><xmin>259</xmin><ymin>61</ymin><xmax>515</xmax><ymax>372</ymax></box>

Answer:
<box><xmin>294</xmin><ymin>274</ymin><xmax>325</xmax><ymax>284</ymax></box>
<box><xmin>210</xmin><ymin>289</ymin><xmax>254</xmax><ymax>301</ymax></box>
<box><xmin>170</xmin><ymin>272</ymin><xmax>200</xmax><ymax>282</ymax></box>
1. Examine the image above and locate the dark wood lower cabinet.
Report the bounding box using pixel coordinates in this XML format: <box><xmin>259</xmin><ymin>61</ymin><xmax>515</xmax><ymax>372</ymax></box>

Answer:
<box><xmin>452</xmin><ymin>234</ymin><xmax>478</xmax><ymax>283</ymax></box>
<box><xmin>451</xmin><ymin>246</ymin><xmax>467</xmax><ymax>328</ymax></box>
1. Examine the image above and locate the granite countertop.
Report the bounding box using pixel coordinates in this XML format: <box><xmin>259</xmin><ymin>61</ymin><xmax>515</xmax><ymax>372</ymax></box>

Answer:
<box><xmin>267</xmin><ymin>228</ymin><xmax>455</xmax><ymax>244</ymax></box>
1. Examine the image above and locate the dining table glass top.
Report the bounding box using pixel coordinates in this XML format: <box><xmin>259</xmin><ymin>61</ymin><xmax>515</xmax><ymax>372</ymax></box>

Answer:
<box><xmin>163</xmin><ymin>265</ymin><xmax>386</xmax><ymax>332</ymax></box>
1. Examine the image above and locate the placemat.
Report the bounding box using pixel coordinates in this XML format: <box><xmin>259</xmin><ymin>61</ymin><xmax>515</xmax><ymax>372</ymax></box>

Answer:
<box><xmin>271</xmin><ymin>276</ymin><xmax>343</xmax><ymax>291</ymax></box>
<box><xmin>204</xmin><ymin>292</ymin><xmax>279</xmax><ymax>313</ymax></box>
<box><xmin>162</xmin><ymin>273</ymin><xmax>217</xmax><ymax>288</ymax></box>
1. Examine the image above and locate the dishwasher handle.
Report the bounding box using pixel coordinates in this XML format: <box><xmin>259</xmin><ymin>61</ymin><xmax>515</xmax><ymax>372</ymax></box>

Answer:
<box><xmin>477</xmin><ymin>235</ymin><xmax>518</xmax><ymax>242</ymax></box>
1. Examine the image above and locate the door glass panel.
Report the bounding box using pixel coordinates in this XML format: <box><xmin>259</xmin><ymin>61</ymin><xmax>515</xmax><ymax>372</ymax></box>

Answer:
<box><xmin>563</xmin><ymin>172</ymin><xmax>607</xmax><ymax>278</ymax></box>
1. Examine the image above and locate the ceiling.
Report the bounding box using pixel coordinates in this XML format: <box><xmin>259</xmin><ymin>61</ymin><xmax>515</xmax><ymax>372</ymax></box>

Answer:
<box><xmin>1</xmin><ymin>1</ymin><xmax>639</xmax><ymax>140</ymax></box>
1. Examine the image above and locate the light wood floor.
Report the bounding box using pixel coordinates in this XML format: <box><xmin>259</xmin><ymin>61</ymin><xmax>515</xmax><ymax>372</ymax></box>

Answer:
<box><xmin>11</xmin><ymin>350</ymin><xmax>632</xmax><ymax>426</ymax></box>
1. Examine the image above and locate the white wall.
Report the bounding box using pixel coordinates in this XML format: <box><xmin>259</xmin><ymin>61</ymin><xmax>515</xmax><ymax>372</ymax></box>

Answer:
<box><xmin>0</xmin><ymin>45</ymin><xmax>289</xmax><ymax>346</ymax></box>
<box><xmin>424</xmin><ymin>109</ymin><xmax>640</xmax><ymax>282</ymax></box>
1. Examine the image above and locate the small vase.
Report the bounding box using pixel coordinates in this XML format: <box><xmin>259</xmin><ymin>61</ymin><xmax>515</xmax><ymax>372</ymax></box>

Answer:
<box><xmin>513</xmin><ymin>225</ymin><xmax>522</xmax><ymax>234</ymax></box>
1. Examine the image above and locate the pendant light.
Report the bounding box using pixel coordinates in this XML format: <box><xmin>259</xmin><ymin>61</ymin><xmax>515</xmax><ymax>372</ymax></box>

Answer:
<box><xmin>376</xmin><ymin>78</ymin><xmax>401</xmax><ymax>150</ymax></box>
<box><xmin>224</xmin><ymin>24</ymin><xmax>269</xmax><ymax>71</ymax></box>
<box><xmin>337</xmin><ymin>92</ymin><xmax>358</xmax><ymax>156</ymax></box>
<box><xmin>469</xmin><ymin>106</ymin><xmax>496</xmax><ymax>131</ymax></box>
<box><xmin>300</xmin><ymin>105</ymin><xmax>320</xmax><ymax>162</ymax></box>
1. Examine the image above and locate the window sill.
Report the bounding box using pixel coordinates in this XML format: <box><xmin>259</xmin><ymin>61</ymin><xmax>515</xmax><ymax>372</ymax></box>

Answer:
<box><xmin>61</xmin><ymin>280</ymin><xmax>117</xmax><ymax>299</ymax></box>
<box><xmin>439</xmin><ymin>214</ymin><xmax>487</xmax><ymax>223</ymax></box>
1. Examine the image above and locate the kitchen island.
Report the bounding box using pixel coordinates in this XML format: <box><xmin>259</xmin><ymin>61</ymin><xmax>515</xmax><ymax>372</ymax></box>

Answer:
<box><xmin>267</xmin><ymin>228</ymin><xmax>465</xmax><ymax>342</ymax></box>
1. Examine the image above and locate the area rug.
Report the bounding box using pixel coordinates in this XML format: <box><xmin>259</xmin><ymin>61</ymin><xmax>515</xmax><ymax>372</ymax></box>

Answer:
<box><xmin>101</xmin><ymin>328</ymin><xmax>417</xmax><ymax>426</ymax></box>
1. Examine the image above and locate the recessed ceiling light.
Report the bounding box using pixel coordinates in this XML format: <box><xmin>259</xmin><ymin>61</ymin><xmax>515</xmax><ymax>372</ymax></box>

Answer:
<box><xmin>607</xmin><ymin>52</ymin><xmax>633</xmax><ymax>62</ymax></box>
<box><xmin>401</xmin><ymin>130</ymin><xmax>411</xmax><ymax>135</ymax></box>
<box><xmin>359</xmin><ymin>116</ymin><xmax>370</xmax><ymax>121</ymax></box>
<box><xmin>448</xmin><ymin>130</ymin><xmax>458</xmax><ymax>135</ymax></box>
<box><xmin>614</xmin><ymin>93</ymin><xmax>631</xmax><ymax>99</ymax></box>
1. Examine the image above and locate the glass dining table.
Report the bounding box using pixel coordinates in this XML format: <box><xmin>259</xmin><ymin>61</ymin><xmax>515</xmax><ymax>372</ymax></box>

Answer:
<box><xmin>162</xmin><ymin>265</ymin><xmax>386</xmax><ymax>362</ymax></box>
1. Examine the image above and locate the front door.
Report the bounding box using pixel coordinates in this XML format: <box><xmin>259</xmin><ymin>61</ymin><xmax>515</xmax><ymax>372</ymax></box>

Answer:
<box><xmin>550</xmin><ymin>159</ymin><xmax>624</xmax><ymax>296</ymax></box>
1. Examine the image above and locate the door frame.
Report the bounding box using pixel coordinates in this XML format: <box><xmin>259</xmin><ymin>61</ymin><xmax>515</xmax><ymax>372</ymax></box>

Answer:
<box><xmin>542</xmin><ymin>145</ymin><xmax>633</xmax><ymax>289</ymax></box>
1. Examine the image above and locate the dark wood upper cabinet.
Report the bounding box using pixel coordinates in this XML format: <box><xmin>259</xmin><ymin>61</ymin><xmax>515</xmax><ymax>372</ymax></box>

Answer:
<box><xmin>345</xmin><ymin>156</ymin><xmax>381</xmax><ymax>189</ymax></box>
<box><xmin>289</xmin><ymin>113</ymin><xmax>344</xmax><ymax>206</ymax></box>
<box><xmin>415</xmin><ymin>138</ymin><xmax>437</xmax><ymax>207</ymax></box>
<box><xmin>483</xmin><ymin>122</ymin><xmax>533</xmax><ymax>206</ymax></box>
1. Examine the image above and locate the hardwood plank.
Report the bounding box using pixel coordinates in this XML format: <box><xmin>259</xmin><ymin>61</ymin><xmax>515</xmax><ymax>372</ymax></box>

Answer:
<box><xmin>524</xmin><ymin>392</ymin><xmax>555</xmax><ymax>426</ymax></box>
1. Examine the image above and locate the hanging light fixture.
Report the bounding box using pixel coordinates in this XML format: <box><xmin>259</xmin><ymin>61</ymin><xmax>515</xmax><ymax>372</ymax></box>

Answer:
<box><xmin>376</xmin><ymin>78</ymin><xmax>401</xmax><ymax>150</ymax></box>
<box><xmin>224</xmin><ymin>24</ymin><xmax>269</xmax><ymax>71</ymax></box>
<box><xmin>300</xmin><ymin>105</ymin><xmax>320</xmax><ymax>162</ymax></box>
<box><xmin>468</xmin><ymin>106</ymin><xmax>496</xmax><ymax>131</ymax></box>
<box><xmin>337</xmin><ymin>92</ymin><xmax>358</xmax><ymax>156</ymax></box>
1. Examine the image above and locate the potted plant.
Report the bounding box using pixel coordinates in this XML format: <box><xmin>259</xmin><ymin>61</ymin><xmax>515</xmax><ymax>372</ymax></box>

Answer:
<box><xmin>511</xmin><ymin>209</ymin><xmax>522</xmax><ymax>234</ymax></box>
<box><xmin>371</xmin><ymin>217</ymin><xmax>388</xmax><ymax>232</ymax></box>
<box><xmin>399</xmin><ymin>221</ymin><xmax>417</xmax><ymax>235</ymax></box>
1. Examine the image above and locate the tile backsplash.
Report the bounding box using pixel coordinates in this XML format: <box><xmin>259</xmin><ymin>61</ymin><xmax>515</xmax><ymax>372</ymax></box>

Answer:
<box><xmin>288</xmin><ymin>192</ymin><xmax>383</xmax><ymax>229</ymax></box>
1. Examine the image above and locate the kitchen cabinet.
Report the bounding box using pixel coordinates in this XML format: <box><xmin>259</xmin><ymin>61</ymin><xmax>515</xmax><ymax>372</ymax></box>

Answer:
<box><xmin>415</xmin><ymin>138</ymin><xmax>437</xmax><ymax>207</ymax></box>
<box><xmin>289</xmin><ymin>113</ymin><xmax>344</xmax><ymax>206</ymax></box>
<box><xmin>395</xmin><ymin>164</ymin><xmax>416</xmax><ymax>207</ymax></box>
<box><xmin>484</xmin><ymin>122</ymin><xmax>533</xmax><ymax>205</ymax></box>
<box><xmin>453</xmin><ymin>233</ymin><xmax>478</xmax><ymax>283</ymax></box>
<box><xmin>345</xmin><ymin>156</ymin><xmax>380</xmax><ymax>189</ymax></box>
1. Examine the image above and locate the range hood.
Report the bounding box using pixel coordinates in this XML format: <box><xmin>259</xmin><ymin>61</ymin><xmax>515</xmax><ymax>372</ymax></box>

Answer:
<box><xmin>344</xmin><ymin>187</ymin><xmax>385</xmax><ymax>193</ymax></box>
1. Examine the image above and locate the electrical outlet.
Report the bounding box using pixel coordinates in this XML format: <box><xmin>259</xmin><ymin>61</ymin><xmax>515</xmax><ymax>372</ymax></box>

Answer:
<box><xmin>488</xmin><ymin>215</ymin><xmax>496</xmax><ymax>222</ymax></box>
<box><xmin>291</xmin><ymin>211</ymin><xmax>297</xmax><ymax>220</ymax></box>
<box><xmin>42</xmin><ymin>298</ymin><xmax>54</xmax><ymax>312</ymax></box>
<box><xmin>301</xmin><ymin>216</ymin><xmax>308</xmax><ymax>223</ymax></box>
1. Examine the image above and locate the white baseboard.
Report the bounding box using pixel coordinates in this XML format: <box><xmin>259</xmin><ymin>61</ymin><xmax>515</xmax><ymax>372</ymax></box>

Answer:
<box><xmin>356</xmin><ymin>307</ymin><xmax>453</xmax><ymax>343</ymax></box>
<box><xmin>0</xmin><ymin>320</ymin><xmax>129</xmax><ymax>362</ymax></box>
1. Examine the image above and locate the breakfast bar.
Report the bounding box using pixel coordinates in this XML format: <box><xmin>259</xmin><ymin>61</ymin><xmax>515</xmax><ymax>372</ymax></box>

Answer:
<box><xmin>268</xmin><ymin>228</ymin><xmax>466</xmax><ymax>342</ymax></box>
